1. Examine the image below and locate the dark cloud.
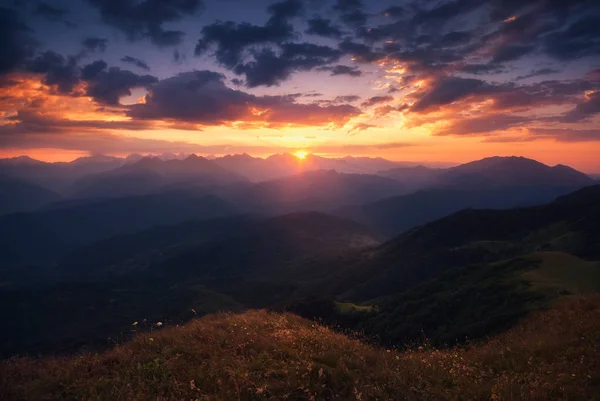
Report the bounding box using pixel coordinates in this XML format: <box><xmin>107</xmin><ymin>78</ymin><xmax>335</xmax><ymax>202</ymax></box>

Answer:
<box><xmin>333</xmin><ymin>0</ymin><xmax>363</xmax><ymax>12</ymax></box>
<box><xmin>195</xmin><ymin>0</ymin><xmax>302</xmax><ymax>68</ymax></box>
<box><xmin>516</xmin><ymin>68</ymin><xmax>560</xmax><ymax>81</ymax></box>
<box><xmin>561</xmin><ymin>91</ymin><xmax>600</xmax><ymax>122</ymax></box>
<box><xmin>81</xmin><ymin>60</ymin><xmax>108</xmax><ymax>80</ymax></box>
<box><xmin>84</xmin><ymin>66</ymin><xmax>158</xmax><ymax>105</ymax></box>
<box><xmin>361</xmin><ymin>96</ymin><xmax>394</xmax><ymax>108</ymax></box>
<box><xmin>82</xmin><ymin>37</ymin><xmax>109</xmax><ymax>52</ymax></box>
<box><xmin>306</xmin><ymin>18</ymin><xmax>343</xmax><ymax>38</ymax></box>
<box><xmin>127</xmin><ymin>71</ymin><xmax>360</xmax><ymax>127</ymax></box>
<box><xmin>413</xmin><ymin>0</ymin><xmax>482</xmax><ymax>27</ymax></box>
<box><xmin>339</xmin><ymin>40</ymin><xmax>381</xmax><ymax>62</ymax></box>
<box><xmin>492</xmin><ymin>44</ymin><xmax>536</xmax><ymax>63</ymax></box>
<box><xmin>544</xmin><ymin>15</ymin><xmax>600</xmax><ymax>60</ymax></box>
<box><xmin>87</xmin><ymin>0</ymin><xmax>204</xmax><ymax>46</ymax></box>
<box><xmin>27</xmin><ymin>51</ymin><xmax>80</xmax><ymax>93</ymax></box>
<box><xmin>383</xmin><ymin>6</ymin><xmax>405</xmax><ymax>18</ymax></box>
<box><xmin>460</xmin><ymin>63</ymin><xmax>505</xmax><ymax>75</ymax></box>
<box><xmin>0</xmin><ymin>7</ymin><xmax>37</xmax><ymax>75</ymax></box>
<box><xmin>267</xmin><ymin>0</ymin><xmax>304</xmax><ymax>21</ymax></box>
<box><xmin>234</xmin><ymin>43</ymin><xmax>342</xmax><ymax>87</ymax></box>
<box><xmin>33</xmin><ymin>3</ymin><xmax>69</xmax><ymax>22</ymax></box>
<box><xmin>318</xmin><ymin>65</ymin><xmax>362</xmax><ymax>77</ymax></box>
<box><xmin>411</xmin><ymin>77</ymin><xmax>487</xmax><ymax>112</ymax></box>
<box><xmin>121</xmin><ymin>56</ymin><xmax>151</xmax><ymax>71</ymax></box>
<box><xmin>332</xmin><ymin>0</ymin><xmax>367</xmax><ymax>27</ymax></box>
<box><xmin>340</xmin><ymin>10</ymin><xmax>368</xmax><ymax>27</ymax></box>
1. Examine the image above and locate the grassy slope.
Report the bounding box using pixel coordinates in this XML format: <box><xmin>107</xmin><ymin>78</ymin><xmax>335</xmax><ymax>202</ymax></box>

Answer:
<box><xmin>2</xmin><ymin>295</ymin><xmax>599</xmax><ymax>400</ymax></box>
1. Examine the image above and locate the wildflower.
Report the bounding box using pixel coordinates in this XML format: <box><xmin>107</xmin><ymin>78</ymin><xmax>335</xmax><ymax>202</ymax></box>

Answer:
<box><xmin>156</xmin><ymin>322</ymin><xmax>163</xmax><ymax>327</ymax></box>
<box><xmin>132</xmin><ymin>321</ymin><xmax>138</xmax><ymax>326</ymax></box>
<box><xmin>149</xmin><ymin>338</ymin><xmax>154</xmax><ymax>342</ymax></box>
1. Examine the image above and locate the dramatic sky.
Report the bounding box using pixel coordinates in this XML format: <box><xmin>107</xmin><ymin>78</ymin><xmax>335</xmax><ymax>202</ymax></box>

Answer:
<box><xmin>1</xmin><ymin>0</ymin><xmax>599</xmax><ymax>171</ymax></box>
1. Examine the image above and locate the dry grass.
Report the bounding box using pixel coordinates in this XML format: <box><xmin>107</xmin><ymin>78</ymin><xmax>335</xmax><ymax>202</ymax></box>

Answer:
<box><xmin>1</xmin><ymin>295</ymin><xmax>599</xmax><ymax>400</ymax></box>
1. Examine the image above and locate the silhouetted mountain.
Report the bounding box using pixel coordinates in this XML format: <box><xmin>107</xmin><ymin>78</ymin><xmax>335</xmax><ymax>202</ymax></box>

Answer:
<box><xmin>212</xmin><ymin>153</ymin><xmax>424</xmax><ymax>182</ymax></box>
<box><xmin>0</xmin><ymin>154</ymin><xmax>125</xmax><ymax>192</ymax></box>
<box><xmin>238</xmin><ymin>169</ymin><xmax>406</xmax><ymax>214</ymax></box>
<box><xmin>57</xmin><ymin>216</ymin><xmax>260</xmax><ymax>280</ymax></box>
<box><xmin>445</xmin><ymin>156</ymin><xmax>593</xmax><ymax>187</ymax></box>
<box><xmin>0</xmin><ymin>212</ymin><xmax>380</xmax><ymax>354</ymax></box>
<box><xmin>376</xmin><ymin>165</ymin><xmax>445</xmax><ymax>191</ymax></box>
<box><xmin>325</xmin><ymin>185</ymin><xmax>600</xmax><ymax>302</ymax></box>
<box><xmin>2</xmin><ymin>185</ymin><xmax>599</xmax><ymax>357</ymax></box>
<box><xmin>0</xmin><ymin>177</ymin><xmax>62</xmax><ymax>216</ymax></box>
<box><xmin>67</xmin><ymin>155</ymin><xmax>247</xmax><ymax>199</ymax></box>
<box><xmin>355</xmin><ymin>157</ymin><xmax>594</xmax><ymax>237</ymax></box>
<box><xmin>0</xmin><ymin>191</ymin><xmax>237</xmax><ymax>268</ymax></box>
<box><xmin>342</xmin><ymin>186</ymin><xmax>583</xmax><ymax>237</ymax></box>
<box><xmin>376</xmin><ymin>156</ymin><xmax>593</xmax><ymax>192</ymax></box>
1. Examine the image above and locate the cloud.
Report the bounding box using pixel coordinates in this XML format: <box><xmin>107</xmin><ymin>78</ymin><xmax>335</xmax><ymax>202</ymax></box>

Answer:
<box><xmin>516</xmin><ymin>68</ymin><xmax>560</xmax><ymax>81</ymax></box>
<box><xmin>233</xmin><ymin>43</ymin><xmax>342</xmax><ymax>87</ymax></box>
<box><xmin>195</xmin><ymin>0</ymin><xmax>302</xmax><ymax>69</ymax></box>
<box><xmin>460</xmin><ymin>63</ymin><xmax>505</xmax><ymax>75</ymax></box>
<box><xmin>411</xmin><ymin>77</ymin><xmax>487</xmax><ymax>112</ymax></box>
<box><xmin>33</xmin><ymin>3</ymin><xmax>69</xmax><ymax>23</ymax></box>
<box><xmin>348</xmin><ymin>123</ymin><xmax>380</xmax><ymax>134</ymax></box>
<box><xmin>361</xmin><ymin>95</ymin><xmax>394</xmax><ymax>108</ymax></box>
<box><xmin>84</xmin><ymin>64</ymin><xmax>158</xmax><ymax>105</ymax></box>
<box><xmin>334</xmin><ymin>95</ymin><xmax>360</xmax><ymax>103</ymax></box>
<box><xmin>87</xmin><ymin>0</ymin><xmax>204</xmax><ymax>46</ymax></box>
<box><xmin>383</xmin><ymin>6</ymin><xmax>405</xmax><ymax>18</ymax></box>
<box><xmin>27</xmin><ymin>51</ymin><xmax>80</xmax><ymax>94</ymax></box>
<box><xmin>332</xmin><ymin>0</ymin><xmax>369</xmax><ymax>28</ymax></box>
<box><xmin>127</xmin><ymin>71</ymin><xmax>360</xmax><ymax>127</ymax></box>
<box><xmin>333</xmin><ymin>0</ymin><xmax>363</xmax><ymax>12</ymax></box>
<box><xmin>434</xmin><ymin>114</ymin><xmax>530</xmax><ymax>136</ymax></box>
<box><xmin>544</xmin><ymin>16</ymin><xmax>600</xmax><ymax>60</ymax></box>
<box><xmin>121</xmin><ymin>56</ymin><xmax>151</xmax><ymax>71</ymax></box>
<box><xmin>0</xmin><ymin>110</ymin><xmax>153</xmax><ymax>135</ymax></box>
<box><xmin>338</xmin><ymin>40</ymin><xmax>382</xmax><ymax>63</ymax></box>
<box><xmin>318</xmin><ymin>65</ymin><xmax>362</xmax><ymax>77</ymax></box>
<box><xmin>491</xmin><ymin>44</ymin><xmax>536</xmax><ymax>63</ymax></box>
<box><xmin>561</xmin><ymin>91</ymin><xmax>600</xmax><ymax>122</ymax></box>
<box><xmin>306</xmin><ymin>18</ymin><xmax>343</xmax><ymax>38</ymax></box>
<box><xmin>526</xmin><ymin>128</ymin><xmax>600</xmax><ymax>142</ymax></box>
<box><xmin>82</xmin><ymin>38</ymin><xmax>109</xmax><ymax>52</ymax></box>
<box><xmin>373</xmin><ymin>105</ymin><xmax>396</xmax><ymax>118</ymax></box>
<box><xmin>0</xmin><ymin>7</ymin><xmax>37</xmax><ymax>76</ymax></box>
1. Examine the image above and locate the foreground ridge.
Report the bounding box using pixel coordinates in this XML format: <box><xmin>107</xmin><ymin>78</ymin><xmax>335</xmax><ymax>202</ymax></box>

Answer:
<box><xmin>2</xmin><ymin>295</ymin><xmax>599</xmax><ymax>400</ymax></box>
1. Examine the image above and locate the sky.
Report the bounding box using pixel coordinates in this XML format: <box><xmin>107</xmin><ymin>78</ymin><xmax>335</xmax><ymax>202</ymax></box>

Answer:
<box><xmin>0</xmin><ymin>0</ymin><xmax>599</xmax><ymax>172</ymax></box>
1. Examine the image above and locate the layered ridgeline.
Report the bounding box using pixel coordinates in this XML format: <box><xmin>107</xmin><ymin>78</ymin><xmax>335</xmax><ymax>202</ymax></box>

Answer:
<box><xmin>1</xmin><ymin>185</ymin><xmax>599</xmax><ymax>357</ymax></box>
<box><xmin>0</xmin><ymin>155</ymin><xmax>593</xmax><ymax>224</ymax></box>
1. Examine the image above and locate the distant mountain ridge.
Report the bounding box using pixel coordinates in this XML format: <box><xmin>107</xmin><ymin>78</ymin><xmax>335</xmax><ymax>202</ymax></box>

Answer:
<box><xmin>67</xmin><ymin>155</ymin><xmax>247</xmax><ymax>199</ymax></box>
<box><xmin>377</xmin><ymin>156</ymin><xmax>593</xmax><ymax>191</ymax></box>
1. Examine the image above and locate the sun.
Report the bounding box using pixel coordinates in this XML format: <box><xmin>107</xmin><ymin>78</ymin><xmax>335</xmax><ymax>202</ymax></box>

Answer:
<box><xmin>294</xmin><ymin>150</ymin><xmax>308</xmax><ymax>160</ymax></box>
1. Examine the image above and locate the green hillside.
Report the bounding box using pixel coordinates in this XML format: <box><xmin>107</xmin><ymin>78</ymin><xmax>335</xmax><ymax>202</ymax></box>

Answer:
<box><xmin>358</xmin><ymin>251</ymin><xmax>600</xmax><ymax>347</ymax></box>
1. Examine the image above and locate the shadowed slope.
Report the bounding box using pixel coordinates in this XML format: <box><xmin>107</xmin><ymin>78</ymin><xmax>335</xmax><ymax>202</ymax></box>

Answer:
<box><xmin>2</xmin><ymin>296</ymin><xmax>599</xmax><ymax>400</ymax></box>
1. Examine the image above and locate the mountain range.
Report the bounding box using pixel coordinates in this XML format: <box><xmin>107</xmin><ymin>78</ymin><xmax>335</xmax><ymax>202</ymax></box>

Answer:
<box><xmin>0</xmin><ymin>152</ymin><xmax>598</xmax><ymax>362</ymax></box>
